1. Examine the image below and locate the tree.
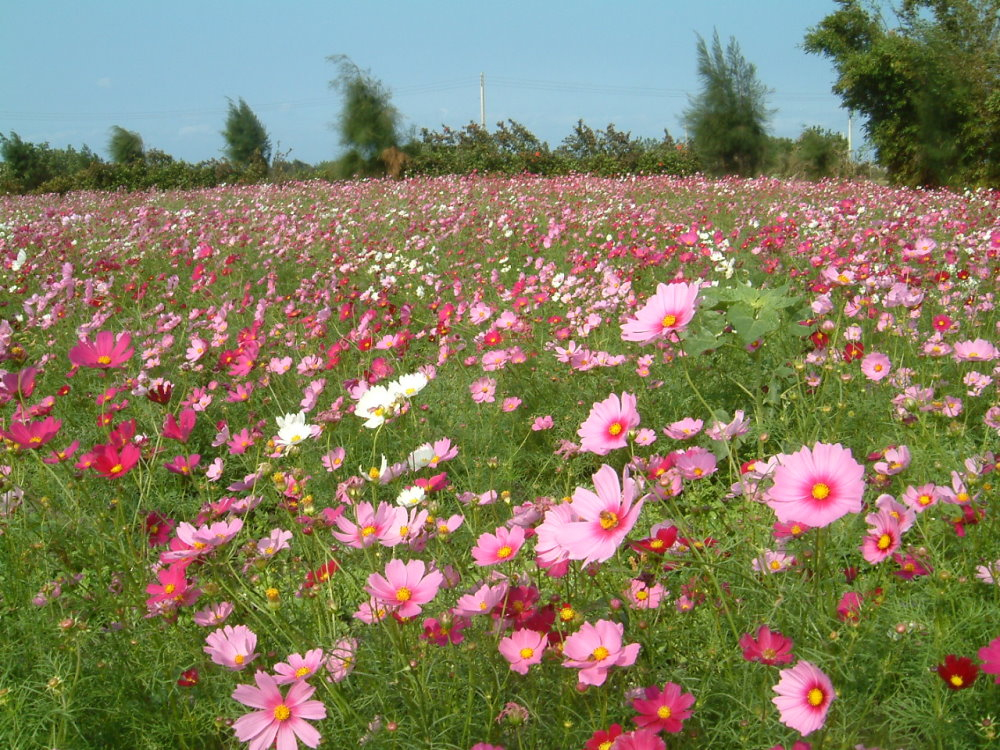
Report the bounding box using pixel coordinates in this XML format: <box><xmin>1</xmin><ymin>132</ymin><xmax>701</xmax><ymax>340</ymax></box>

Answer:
<box><xmin>804</xmin><ymin>0</ymin><xmax>1000</xmax><ymax>186</ymax></box>
<box><xmin>108</xmin><ymin>126</ymin><xmax>144</xmax><ymax>164</ymax></box>
<box><xmin>328</xmin><ymin>55</ymin><xmax>401</xmax><ymax>177</ymax></box>
<box><xmin>682</xmin><ymin>31</ymin><xmax>773</xmax><ymax>176</ymax></box>
<box><xmin>221</xmin><ymin>98</ymin><xmax>271</xmax><ymax>167</ymax></box>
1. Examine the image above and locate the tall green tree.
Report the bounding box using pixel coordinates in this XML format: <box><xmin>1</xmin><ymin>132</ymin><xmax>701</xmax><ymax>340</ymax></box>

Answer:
<box><xmin>682</xmin><ymin>31</ymin><xmax>773</xmax><ymax>176</ymax></box>
<box><xmin>328</xmin><ymin>55</ymin><xmax>401</xmax><ymax>176</ymax></box>
<box><xmin>108</xmin><ymin>126</ymin><xmax>144</xmax><ymax>164</ymax></box>
<box><xmin>804</xmin><ymin>0</ymin><xmax>1000</xmax><ymax>187</ymax></box>
<box><xmin>221</xmin><ymin>98</ymin><xmax>271</xmax><ymax>167</ymax></box>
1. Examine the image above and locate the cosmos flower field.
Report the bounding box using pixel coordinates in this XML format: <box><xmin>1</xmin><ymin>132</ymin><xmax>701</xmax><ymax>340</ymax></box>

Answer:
<box><xmin>0</xmin><ymin>174</ymin><xmax>998</xmax><ymax>750</ymax></box>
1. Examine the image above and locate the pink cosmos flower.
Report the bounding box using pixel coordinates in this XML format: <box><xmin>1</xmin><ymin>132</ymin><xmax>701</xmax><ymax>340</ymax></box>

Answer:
<box><xmin>332</xmin><ymin>501</ymin><xmax>404</xmax><ymax>549</ymax></box>
<box><xmin>625</xmin><ymin>578</ymin><xmax>665</xmax><ymax>610</ymax></box>
<box><xmin>273</xmin><ymin>648</ymin><xmax>325</xmax><ymax>684</ymax></box>
<box><xmin>324</xmin><ymin>637</ymin><xmax>358</xmax><ymax>683</ymax></box>
<box><xmin>663</xmin><ymin>417</ymin><xmax>703</xmax><ymax>439</ymax></box>
<box><xmin>555</xmin><ymin>465</ymin><xmax>647</xmax><ymax>566</ymax></box>
<box><xmin>860</xmin><ymin>352</ymin><xmax>891</xmax><ymax>382</ymax></box>
<box><xmin>531</xmin><ymin>415</ymin><xmax>554</xmax><ymax>431</ymax></box>
<box><xmin>620</xmin><ymin>281</ymin><xmax>700</xmax><ymax>343</ymax></box>
<box><xmin>900</xmin><ymin>483</ymin><xmax>942</xmax><ymax>513</ymax></box>
<box><xmin>610</xmin><ymin>729</ymin><xmax>666</xmax><ymax>750</ymax></box>
<box><xmin>452</xmin><ymin>581</ymin><xmax>509</xmax><ymax>617</ymax></box>
<box><xmin>979</xmin><ymin>636</ymin><xmax>1000</xmax><ymax>684</ymax></box>
<box><xmin>498</xmin><ymin>629</ymin><xmax>547</xmax><ymax>675</ymax></box>
<box><xmin>0</xmin><ymin>417</ymin><xmax>62</xmax><ymax>449</ymax></box>
<box><xmin>204</xmin><ymin>624</ymin><xmax>258</xmax><ymax>670</ymax></box>
<box><xmin>232</xmin><ymin>670</ymin><xmax>326</xmax><ymax>750</ymax></box>
<box><xmin>578</xmin><ymin>392</ymin><xmax>641</xmax><ymax>456</ymax></box>
<box><xmin>162</xmin><ymin>408</ymin><xmax>196</xmax><ymax>443</ymax></box>
<box><xmin>766</xmin><ymin>443</ymin><xmax>865</xmax><ymax>527</ymax></box>
<box><xmin>740</xmin><ymin>625</ymin><xmax>794</xmax><ymax>665</ymax></box>
<box><xmin>562</xmin><ymin>619</ymin><xmax>641</xmax><ymax>687</ymax></box>
<box><xmin>365</xmin><ymin>559</ymin><xmax>443</xmax><ymax>619</ymax></box>
<box><xmin>772</xmin><ymin>660</ymin><xmax>835</xmax><ymax>736</ymax></box>
<box><xmin>68</xmin><ymin>331</ymin><xmax>134</xmax><ymax>369</ymax></box>
<box><xmin>952</xmin><ymin>338</ymin><xmax>998</xmax><ymax>362</ymax></box>
<box><xmin>193</xmin><ymin>601</ymin><xmax>233</xmax><ymax>627</ymax></box>
<box><xmin>872</xmin><ymin>445</ymin><xmax>910</xmax><ymax>476</ymax></box>
<box><xmin>471</xmin><ymin>525</ymin><xmax>526</xmax><ymax>566</ymax></box>
<box><xmin>632</xmin><ymin>681</ymin><xmax>695</xmax><ymax>733</ymax></box>
<box><xmin>257</xmin><ymin>529</ymin><xmax>293</xmax><ymax>558</ymax></box>
<box><xmin>501</xmin><ymin>397</ymin><xmax>521</xmax><ymax>412</ymax></box>
<box><xmin>470</xmin><ymin>377</ymin><xmax>497</xmax><ymax>403</ymax></box>
<box><xmin>860</xmin><ymin>509</ymin><xmax>902</xmax><ymax>564</ymax></box>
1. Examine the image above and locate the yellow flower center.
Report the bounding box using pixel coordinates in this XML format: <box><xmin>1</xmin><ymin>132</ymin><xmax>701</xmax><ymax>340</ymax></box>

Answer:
<box><xmin>807</xmin><ymin>688</ymin><xmax>825</xmax><ymax>707</ymax></box>
<box><xmin>791</xmin><ymin>525</ymin><xmax>802</xmax><ymax>535</ymax></box>
<box><xmin>234</xmin><ymin>654</ymin><xmax>245</xmax><ymax>665</ymax></box>
<box><xmin>163</xmin><ymin>584</ymin><xmax>176</xmax><ymax>595</ymax></box>
<box><xmin>294</xmin><ymin>666</ymin><xmax>311</xmax><ymax>678</ymax></box>
<box><xmin>395</xmin><ymin>587</ymin><xmax>412</xmax><ymax>602</ymax></box>
<box><xmin>635</xmin><ymin>590</ymin><xmax>648</xmax><ymax>600</ymax></box>
<box><xmin>956</xmin><ymin>492</ymin><xmax>969</xmax><ymax>503</ymax></box>
<box><xmin>361</xmin><ymin>525</ymin><xmax>376</xmax><ymax>537</ymax></box>
<box><xmin>662</xmin><ymin>314</ymin><xmax>677</xmax><ymax>327</ymax></box>
<box><xmin>769</xmin><ymin>560</ymin><xmax>782</xmax><ymax>570</ymax></box>
<box><xmin>97</xmin><ymin>355</ymin><xmax>112</xmax><ymax>365</ymax></box>
<box><xmin>599</xmin><ymin>511</ymin><xmax>619</xmax><ymax>530</ymax></box>
<box><xmin>29</xmin><ymin>436</ymin><xmax>41</xmax><ymax>444</ymax></box>
<box><xmin>497</xmin><ymin>545</ymin><xmax>513</xmax><ymax>559</ymax></box>
<box><xmin>519</xmin><ymin>647</ymin><xmax>535</xmax><ymax>659</ymax></box>
<box><xmin>918</xmin><ymin>494</ymin><xmax>932</xmax><ymax>506</ymax></box>
<box><xmin>950</xmin><ymin>675</ymin><xmax>963</xmax><ymax>687</ymax></box>
<box><xmin>110</xmin><ymin>463</ymin><xmax>123</xmax><ymax>475</ymax></box>
<box><xmin>877</xmin><ymin>533</ymin><xmax>892</xmax><ymax>550</ymax></box>
<box><xmin>656</xmin><ymin>705</ymin><xmax>672</xmax><ymax>719</ymax></box>
<box><xmin>399</xmin><ymin>526</ymin><xmax>410</xmax><ymax>537</ymax></box>
<box><xmin>762</xmin><ymin>648</ymin><xmax>777</xmax><ymax>659</ymax></box>
<box><xmin>811</xmin><ymin>483</ymin><xmax>831</xmax><ymax>500</ymax></box>
<box><xmin>608</xmin><ymin>422</ymin><xmax>623</xmax><ymax>436</ymax></box>
<box><xmin>273</xmin><ymin>703</ymin><xmax>291</xmax><ymax>721</ymax></box>
<box><xmin>591</xmin><ymin>646</ymin><xmax>610</xmax><ymax>661</ymax></box>
<box><xmin>368</xmin><ymin>467</ymin><xmax>380</xmax><ymax>479</ymax></box>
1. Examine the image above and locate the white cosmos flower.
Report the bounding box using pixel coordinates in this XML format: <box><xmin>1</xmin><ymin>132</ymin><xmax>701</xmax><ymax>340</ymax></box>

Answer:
<box><xmin>275</xmin><ymin>411</ymin><xmax>316</xmax><ymax>447</ymax></box>
<box><xmin>396</xmin><ymin>485</ymin><xmax>426</xmax><ymax>508</ymax></box>
<box><xmin>407</xmin><ymin>444</ymin><xmax>435</xmax><ymax>471</ymax></box>
<box><xmin>390</xmin><ymin>372</ymin><xmax>428</xmax><ymax>400</ymax></box>
<box><xmin>355</xmin><ymin>385</ymin><xmax>397</xmax><ymax>429</ymax></box>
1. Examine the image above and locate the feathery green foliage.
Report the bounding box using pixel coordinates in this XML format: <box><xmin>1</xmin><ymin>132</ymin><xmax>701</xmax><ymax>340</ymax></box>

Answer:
<box><xmin>221</xmin><ymin>98</ymin><xmax>271</xmax><ymax>167</ymax></box>
<box><xmin>107</xmin><ymin>126</ymin><xmax>144</xmax><ymax>164</ymax></box>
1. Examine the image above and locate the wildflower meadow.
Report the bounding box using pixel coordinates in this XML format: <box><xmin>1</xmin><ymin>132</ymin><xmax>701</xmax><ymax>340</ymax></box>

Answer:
<box><xmin>0</xmin><ymin>174</ymin><xmax>998</xmax><ymax>750</ymax></box>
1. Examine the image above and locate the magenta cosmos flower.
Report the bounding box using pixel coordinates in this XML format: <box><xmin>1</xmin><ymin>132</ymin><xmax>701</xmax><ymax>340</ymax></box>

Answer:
<box><xmin>232</xmin><ymin>670</ymin><xmax>326</xmax><ymax>750</ymax></box>
<box><xmin>632</xmin><ymin>681</ymin><xmax>695</xmax><ymax>733</ymax></box>
<box><xmin>772</xmin><ymin>660</ymin><xmax>835</xmax><ymax>736</ymax></box>
<box><xmin>620</xmin><ymin>281</ymin><xmax>700</xmax><ymax>343</ymax></box>
<box><xmin>365</xmin><ymin>558</ymin><xmax>443</xmax><ymax>618</ymax></box>
<box><xmin>0</xmin><ymin>417</ymin><xmax>62</xmax><ymax>450</ymax></box>
<box><xmin>578</xmin><ymin>392</ymin><xmax>641</xmax><ymax>455</ymax></box>
<box><xmin>562</xmin><ymin>619</ymin><xmax>641</xmax><ymax>687</ymax></box>
<box><xmin>740</xmin><ymin>625</ymin><xmax>794</xmax><ymax>665</ymax></box>
<box><xmin>979</xmin><ymin>636</ymin><xmax>1000</xmax><ymax>684</ymax></box>
<box><xmin>765</xmin><ymin>443</ymin><xmax>864</xmax><ymax>527</ymax></box>
<box><xmin>68</xmin><ymin>331</ymin><xmax>134</xmax><ymax>369</ymax></box>
<box><xmin>554</xmin><ymin>464</ymin><xmax>647</xmax><ymax>566</ymax></box>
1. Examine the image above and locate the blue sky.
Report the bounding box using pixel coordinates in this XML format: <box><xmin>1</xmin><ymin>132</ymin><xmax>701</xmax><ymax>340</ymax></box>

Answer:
<box><xmin>1</xmin><ymin>1</ymin><xmax>855</xmax><ymax>165</ymax></box>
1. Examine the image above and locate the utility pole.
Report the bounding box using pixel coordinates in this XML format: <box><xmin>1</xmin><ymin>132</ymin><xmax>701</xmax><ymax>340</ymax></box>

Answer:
<box><xmin>847</xmin><ymin>112</ymin><xmax>853</xmax><ymax>162</ymax></box>
<box><xmin>480</xmin><ymin>73</ymin><xmax>486</xmax><ymax>127</ymax></box>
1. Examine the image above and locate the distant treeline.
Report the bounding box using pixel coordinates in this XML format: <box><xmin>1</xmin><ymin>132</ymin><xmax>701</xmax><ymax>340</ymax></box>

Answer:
<box><xmin>0</xmin><ymin>121</ymin><xmax>859</xmax><ymax>195</ymax></box>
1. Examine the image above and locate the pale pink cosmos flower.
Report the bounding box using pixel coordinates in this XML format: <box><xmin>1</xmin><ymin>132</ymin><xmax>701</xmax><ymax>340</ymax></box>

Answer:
<box><xmin>365</xmin><ymin>559</ymin><xmax>443</xmax><ymax>619</ymax></box>
<box><xmin>620</xmin><ymin>281</ymin><xmax>700</xmax><ymax>343</ymax></box>
<box><xmin>232</xmin><ymin>670</ymin><xmax>326</xmax><ymax>750</ymax></box>
<box><xmin>663</xmin><ymin>418</ymin><xmax>703</xmax><ymax>440</ymax></box>
<box><xmin>533</xmin><ymin>502</ymin><xmax>579</xmax><ymax>572</ymax></box>
<box><xmin>501</xmin><ymin>397</ymin><xmax>521</xmax><ymax>412</ymax></box>
<box><xmin>953</xmin><ymin>338</ymin><xmax>998</xmax><ymax>362</ymax></box>
<box><xmin>471</xmin><ymin>525</ymin><xmax>526</xmax><ymax>566</ymax></box>
<box><xmin>765</xmin><ymin>443</ymin><xmax>865</xmax><ymax>528</ymax></box>
<box><xmin>554</xmin><ymin>465</ymin><xmax>647</xmax><ymax>566</ymax></box>
<box><xmin>452</xmin><ymin>581</ymin><xmax>509</xmax><ymax>617</ymax></box>
<box><xmin>562</xmin><ymin>619</ymin><xmax>641</xmax><ymax>687</ymax></box>
<box><xmin>860</xmin><ymin>352</ymin><xmax>892</xmax><ymax>382</ymax></box>
<box><xmin>470</xmin><ymin>377</ymin><xmax>497</xmax><ymax>403</ymax></box>
<box><xmin>204</xmin><ymin>624</ymin><xmax>258</xmax><ymax>670</ymax></box>
<box><xmin>578</xmin><ymin>392</ymin><xmax>640</xmax><ymax>455</ymax></box>
<box><xmin>321</xmin><ymin>447</ymin><xmax>346</xmax><ymax>472</ymax></box>
<box><xmin>193</xmin><ymin>601</ymin><xmax>233</xmax><ymax>627</ymax></box>
<box><xmin>273</xmin><ymin>648</ymin><xmax>324</xmax><ymax>684</ymax></box>
<box><xmin>900</xmin><ymin>483</ymin><xmax>942</xmax><ymax>513</ymax></box>
<box><xmin>873</xmin><ymin>445</ymin><xmax>911</xmax><ymax>476</ymax></box>
<box><xmin>498</xmin><ymin>629</ymin><xmax>547</xmax><ymax>675</ymax></box>
<box><xmin>874</xmin><ymin>493</ymin><xmax>916</xmax><ymax>533</ymax></box>
<box><xmin>772</xmin><ymin>660</ymin><xmax>835</xmax><ymax>736</ymax></box>
<box><xmin>324</xmin><ymin>637</ymin><xmax>358</xmax><ymax>682</ymax></box>
<box><xmin>673</xmin><ymin>446</ymin><xmax>717</xmax><ymax>480</ymax></box>
<box><xmin>753</xmin><ymin>550</ymin><xmax>796</xmax><ymax>574</ymax></box>
<box><xmin>531</xmin><ymin>415</ymin><xmax>554</xmax><ymax>431</ymax></box>
<box><xmin>332</xmin><ymin>502</ymin><xmax>404</xmax><ymax>549</ymax></box>
<box><xmin>256</xmin><ymin>529</ymin><xmax>293</xmax><ymax>558</ymax></box>
<box><xmin>705</xmin><ymin>410</ymin><xmax>750</xmax><ymax>441</ymax></box>
<box><xmin>634</xmin><ymin>428</ymin><xmax>656</xmax><ymax>446</ymax></box>
<box><xmin>625</xmin><ymin>578</ymin><xmax>665</xmax><ymax>609</ymax></box>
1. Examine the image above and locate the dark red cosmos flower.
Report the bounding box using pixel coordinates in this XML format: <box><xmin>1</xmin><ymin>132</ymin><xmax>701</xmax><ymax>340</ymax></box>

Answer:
<box><xmin>177</xmin><ymin>668</ymin><xmax>199</xmax><ymax>687</ymax></box>
<box><xmin>937</xmin><ymin>654</ymin><xmax>978</xmax><ymax>690</ymax></box>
